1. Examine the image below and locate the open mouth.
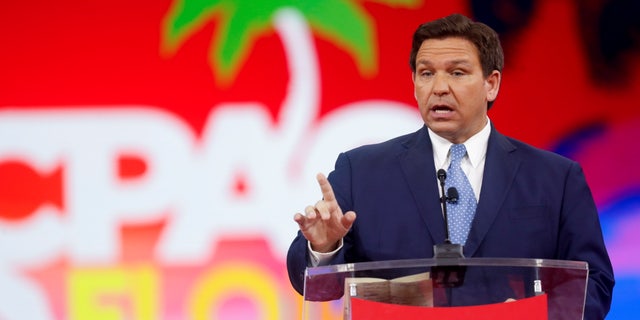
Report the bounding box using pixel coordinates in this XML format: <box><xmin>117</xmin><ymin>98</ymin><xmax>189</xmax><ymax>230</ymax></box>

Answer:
<box><xmin>432</xmin><ymin>105</ymin><xmax>453</xmax><ymax>113</ymax></box>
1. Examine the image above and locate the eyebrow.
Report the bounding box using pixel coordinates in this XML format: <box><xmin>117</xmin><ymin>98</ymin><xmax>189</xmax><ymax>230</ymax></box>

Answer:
<box><xmin>416</xmin><ymin>59</ymin><xmax>473</xmax><ymax>68</ymax></box>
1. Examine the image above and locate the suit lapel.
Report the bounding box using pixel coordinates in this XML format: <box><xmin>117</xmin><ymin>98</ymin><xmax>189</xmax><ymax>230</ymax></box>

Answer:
<box><xmin>398</xmin><ymin>126</ymin><xmax>447</xmax><ymax>245</ymax></box>
<box><xmin>464</xmin><ymin>126</ymin><xmax>520</xmax><ymax>257</ymax></box>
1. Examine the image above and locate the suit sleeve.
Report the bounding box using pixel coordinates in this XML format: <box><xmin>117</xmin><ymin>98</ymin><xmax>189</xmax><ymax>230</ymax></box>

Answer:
<box><xmin>286</xmin><ymin>231</ymin><xmax>310</xmax><ymax>295</ymax></box>
<box><xmin>557</xmin><ymin>162</ymin><xmax>614</xmax><ymax>319</ymax></box>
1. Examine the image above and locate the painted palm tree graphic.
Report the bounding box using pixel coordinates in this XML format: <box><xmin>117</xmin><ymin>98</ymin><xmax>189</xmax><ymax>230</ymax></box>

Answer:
<box><xmin>162</xmin><ymin>0</ymin><xmax>421</xmax><ymax>85</ymax></box>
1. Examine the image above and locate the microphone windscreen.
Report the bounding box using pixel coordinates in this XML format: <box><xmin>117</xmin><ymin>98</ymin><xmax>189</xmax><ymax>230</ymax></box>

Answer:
<box><xmin>447</xmin><ymin>187</ymin><xmax>459</xmax><ymax>203</ymax></box>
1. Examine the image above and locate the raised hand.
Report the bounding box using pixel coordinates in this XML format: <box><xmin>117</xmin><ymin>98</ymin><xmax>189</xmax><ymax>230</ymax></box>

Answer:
<box><xmin>293</xmin><ymin>173</ymin><xmax>356</xmax><ymax>253</ymax></box>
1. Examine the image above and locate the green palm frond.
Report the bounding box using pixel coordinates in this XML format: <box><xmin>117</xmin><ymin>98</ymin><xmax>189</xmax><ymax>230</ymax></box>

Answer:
<box><xmin>162</xmin><ymin>0</ymin><xmax>422</xmax><ymax>85</ymax></box>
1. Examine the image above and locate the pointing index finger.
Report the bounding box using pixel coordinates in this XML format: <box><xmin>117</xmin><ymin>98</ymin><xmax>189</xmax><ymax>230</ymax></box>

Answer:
<box><xmin>316</xmin><ymin>173</ymin><xmax>336</xmax><ymax>203</ymax></box>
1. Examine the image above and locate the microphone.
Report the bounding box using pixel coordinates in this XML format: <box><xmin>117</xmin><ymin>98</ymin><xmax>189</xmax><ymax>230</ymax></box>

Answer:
<box><xmin>447</xmin><ymin>187</ymin><xmax>458</xmax><ymax>203</ymax></box>
<box><xmin>432</xmin><ymin>169</ymin><xmax>466</xmax><ymax>288</ymax></box>
<box><xmin>438</xmin><ymin>169</ymin><xmax>459</xmax><ymax>204</ymax></box>
<box><xmin>437</xmin><ymin>168</ymin><xmax>446</xmax><ymax>182</ymax></box>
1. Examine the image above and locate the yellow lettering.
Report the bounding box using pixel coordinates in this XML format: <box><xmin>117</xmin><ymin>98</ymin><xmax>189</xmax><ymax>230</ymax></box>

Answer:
<box><xmin>67</xmin><ymin>264</ymin><xmax>158</xmax><ymax>320</ymax></box>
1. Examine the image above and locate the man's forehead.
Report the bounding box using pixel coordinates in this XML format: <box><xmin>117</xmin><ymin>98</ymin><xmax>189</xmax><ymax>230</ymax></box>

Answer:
<box><xmin>416</xmin><ymin>58</ymin><xmax>473</xmax><ymax>66</ymax></box>
<box><xmin>416</xmin><ymin>38</ymin><xmax>479</xmax><ymax>63</ymax></box>
<box><xmin>418</xmin><ymin>38</ymin><xmax>477</xmax><ymax>52</ymax></box>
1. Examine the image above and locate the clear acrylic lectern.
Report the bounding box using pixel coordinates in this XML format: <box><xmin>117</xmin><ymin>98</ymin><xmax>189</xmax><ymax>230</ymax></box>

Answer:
<box><xmin>302</xmin><ymin>258</ymin><xmax>588</xmax><ymax>320</ymax></box>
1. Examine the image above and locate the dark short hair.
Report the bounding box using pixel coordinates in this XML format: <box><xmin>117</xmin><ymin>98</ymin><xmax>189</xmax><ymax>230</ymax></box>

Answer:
<box><xmin>409</xmin><ymin>13</ymin><xmax>504</xmax><ymax>78</ymax></box>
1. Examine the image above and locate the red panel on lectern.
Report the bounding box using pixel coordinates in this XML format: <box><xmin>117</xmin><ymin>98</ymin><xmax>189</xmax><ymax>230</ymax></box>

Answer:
<box><xmin>350</xmin><ymin>294</ymin><xmax>548</xmax><ymax>320</ymax></box>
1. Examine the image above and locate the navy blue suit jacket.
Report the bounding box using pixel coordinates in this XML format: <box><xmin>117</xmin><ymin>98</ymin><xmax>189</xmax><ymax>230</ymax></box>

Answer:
<box><xmin>287</xmin><ymin>125</ymin><xmax>614</xmax><ymax>318</ymax></box>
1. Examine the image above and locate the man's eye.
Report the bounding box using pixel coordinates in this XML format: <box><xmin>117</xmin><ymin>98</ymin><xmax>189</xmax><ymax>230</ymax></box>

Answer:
<box><xmin>421</xmin><ymin>71</ymin><xmax>433</xmax><ymax>77</ymax></box>
<box><xmin>452</xmin><ymin>71</ymin><xmax>464</xmax><ymax>76</ymax></box>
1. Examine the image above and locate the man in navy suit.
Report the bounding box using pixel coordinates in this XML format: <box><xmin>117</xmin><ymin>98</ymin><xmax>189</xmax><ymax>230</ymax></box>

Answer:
<box><xmin>287</xmin><ymin>13</ymin><xmax>614</xmax><ymax>319</ymax></box>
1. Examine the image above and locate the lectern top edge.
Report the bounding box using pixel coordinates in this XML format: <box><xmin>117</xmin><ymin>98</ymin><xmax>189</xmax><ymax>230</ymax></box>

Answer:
<box><xmin>305</xmin><ymin>257</ymin><xmax>588</xmax><ymax>277</ymax></box>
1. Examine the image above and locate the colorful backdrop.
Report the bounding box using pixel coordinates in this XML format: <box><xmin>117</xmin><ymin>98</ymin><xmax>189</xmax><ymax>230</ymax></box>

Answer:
<box><xmin>1</xmin><ymin>0</ymin><xmax>638</xmax><ymax>319</ymax></box>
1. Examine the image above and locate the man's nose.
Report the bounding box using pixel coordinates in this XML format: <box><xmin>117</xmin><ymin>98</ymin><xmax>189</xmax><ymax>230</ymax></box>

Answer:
<box><xmin>432</xmin><ymin>73</ymin><xmax>450</xmax><ymax>95</ymax></box>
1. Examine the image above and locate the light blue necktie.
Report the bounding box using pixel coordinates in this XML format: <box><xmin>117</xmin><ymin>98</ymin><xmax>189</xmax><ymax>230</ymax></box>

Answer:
<box><xmin>445</xmin><ymin>144</ymin><xmax>477</xmax><ymax>245</ymax></box>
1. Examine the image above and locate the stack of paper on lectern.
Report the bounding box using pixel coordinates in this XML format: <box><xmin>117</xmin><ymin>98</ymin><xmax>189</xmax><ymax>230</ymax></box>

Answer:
<box><xmin>343</xmin><ymin>272</ymin><xmax>433</xmax><ymax>319</ymax></box>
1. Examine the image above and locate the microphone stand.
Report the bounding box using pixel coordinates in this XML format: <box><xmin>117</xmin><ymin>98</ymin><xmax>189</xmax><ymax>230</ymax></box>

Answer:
<box><xmin>431</xmin><ymin>169</ymin><xmax>466</xmax><ymax>288</ymax></box>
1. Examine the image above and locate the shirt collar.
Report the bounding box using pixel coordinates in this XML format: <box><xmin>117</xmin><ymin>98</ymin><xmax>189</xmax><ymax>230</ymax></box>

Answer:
<box><xmin>428</xmin><ymin>118</ymin><xmax>491</xmax><ymax>169</ymax></box>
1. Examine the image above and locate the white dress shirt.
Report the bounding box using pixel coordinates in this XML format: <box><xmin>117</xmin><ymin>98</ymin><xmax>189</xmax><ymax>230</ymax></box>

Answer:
<box><xmin>428</xmin><ymin>118</ymin><xmax>491</xmax><ymax>202</ymax></box>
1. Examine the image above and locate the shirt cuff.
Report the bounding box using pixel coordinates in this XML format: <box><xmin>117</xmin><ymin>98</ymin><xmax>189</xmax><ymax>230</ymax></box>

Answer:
<box><xmin>308</xmin><ymin>239</ymin><xmax>344</xmax><ymax>267</ymax></box>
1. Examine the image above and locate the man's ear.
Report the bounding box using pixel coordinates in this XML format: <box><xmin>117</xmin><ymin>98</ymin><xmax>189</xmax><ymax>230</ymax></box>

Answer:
<box><xmin>412</xmin><ymin>72</ymin><xmax>417</xmax><ymax>100</ymax></box>
<box><xmin>485</xmin><ymin>70</ymin><xmax>501</xmax><ymax>102</ymax></box>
